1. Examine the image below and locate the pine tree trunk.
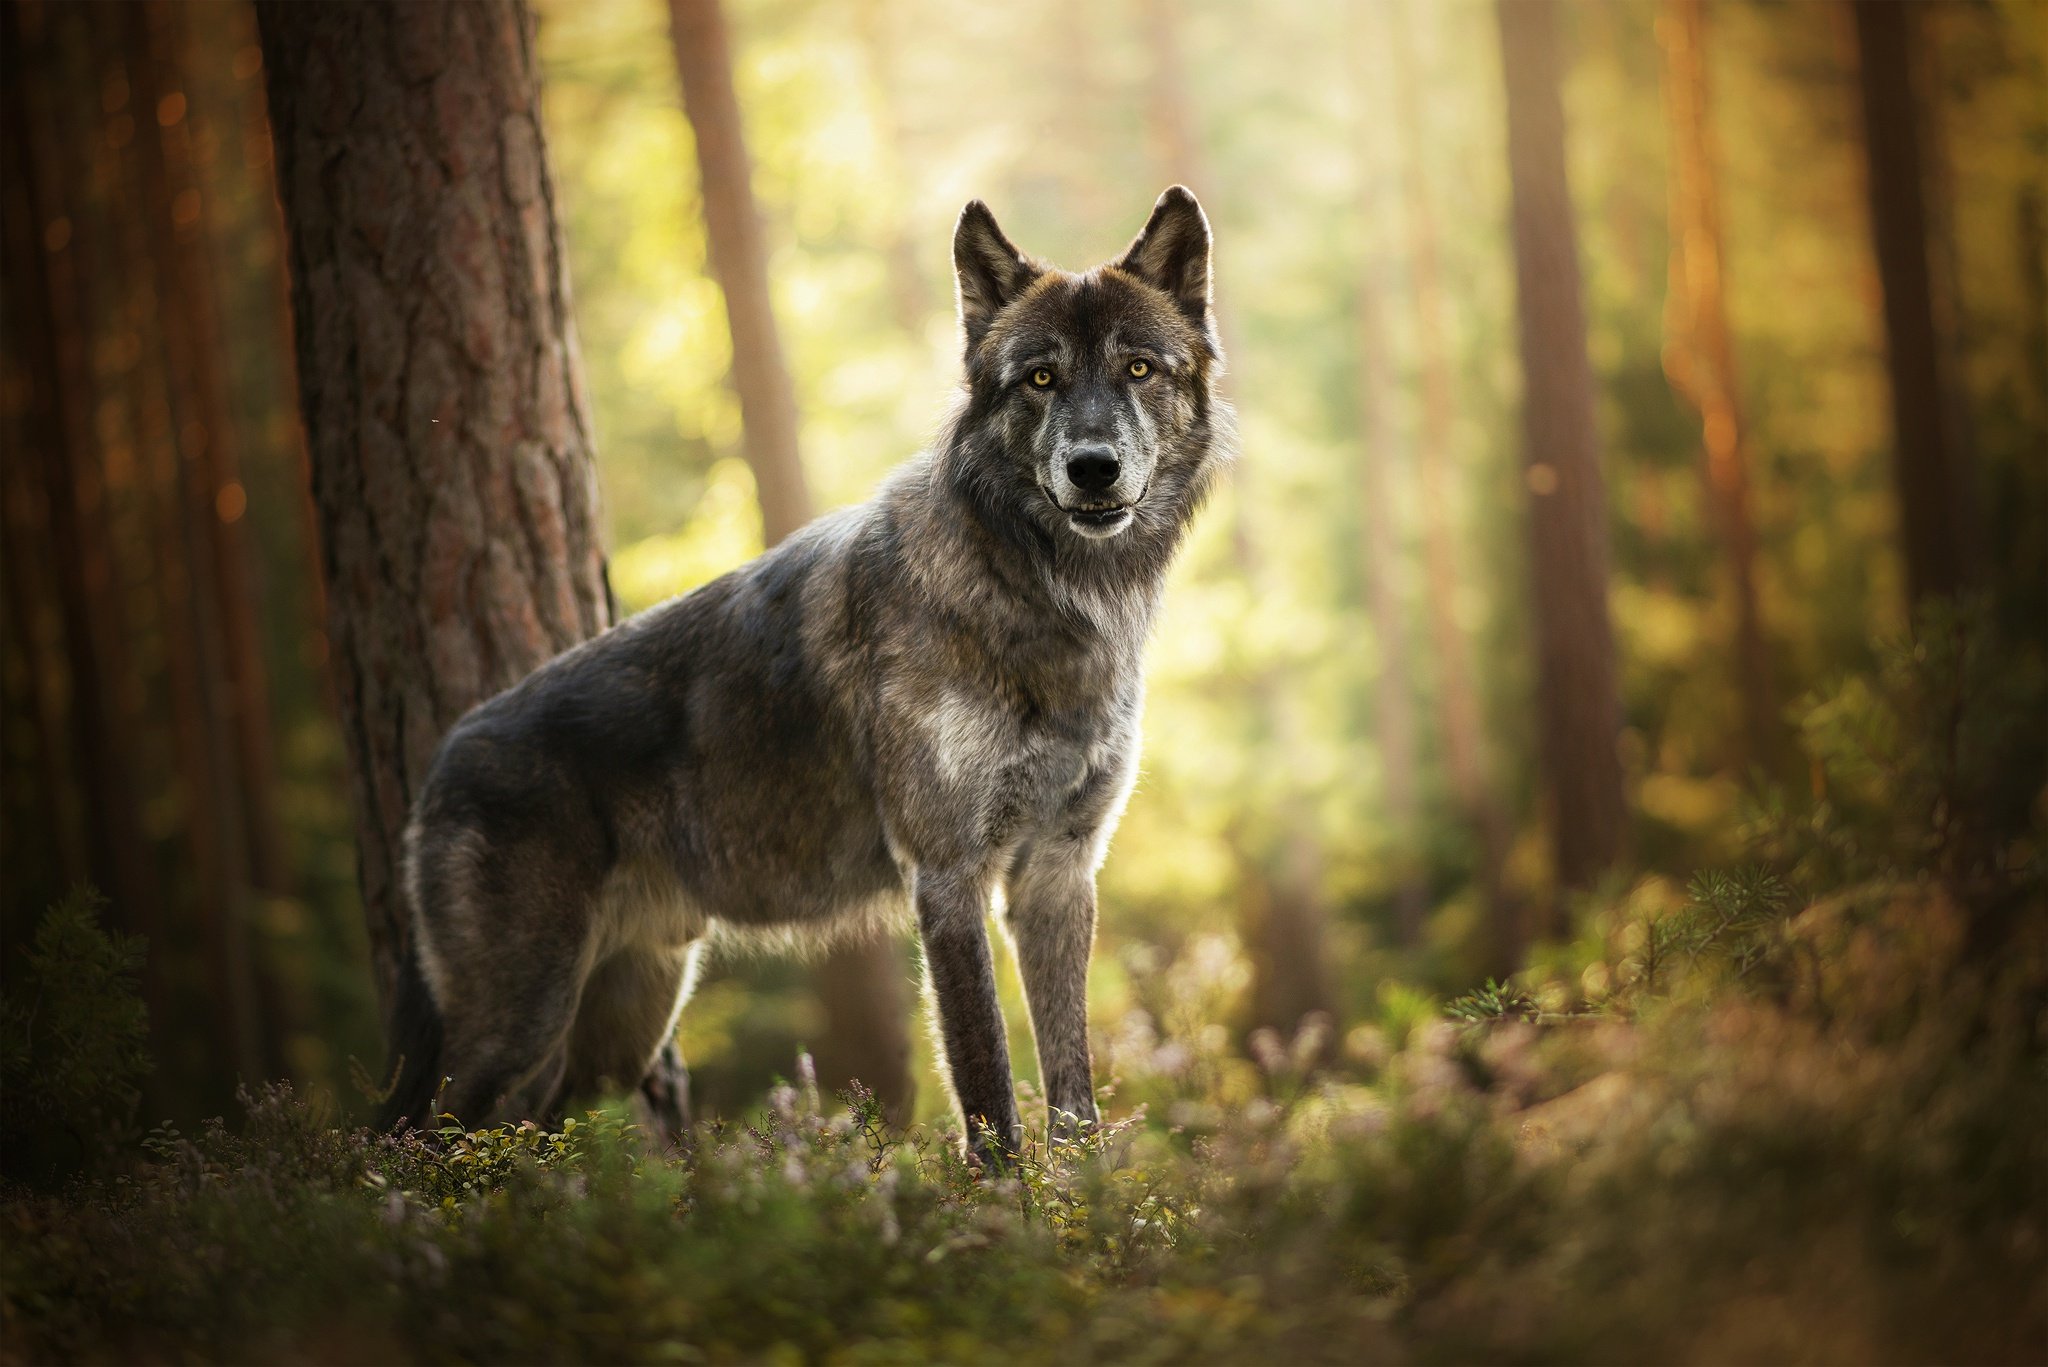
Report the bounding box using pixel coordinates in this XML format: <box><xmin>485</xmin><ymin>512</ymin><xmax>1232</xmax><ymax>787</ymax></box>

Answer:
<box><xmin>1391</xmin><ymin>0</ymin><xmax>1518</xmax><ymax>967</ymax></box>
<box><xmin>1658</xmin><ymin>0</ymin><xmax>1778</xmax><ymax>771</ymax></box>
<box><xmin>1143</xmin><ymin>0</ymin><xmax>1335</xmax><ymax>1039</ymax></box>
<box><xmin>669</xmin><ymin>0</ymin><xmax>915</xmax><ymax>1122</ymax></box>
<box><xmin>850</xmin><ymin>0</ymin><xmax>932</xmax><ymax>335</ymax></box>
<box><xmin>1850</xmin><ymin>0</ymin><xmax>1977</xmax><ymax>608</ymax></box>
<box><xmin>2</xmin><ymin>1</ymin><xmax>167</xmax><ymax>956</ymax></box>
<box><xmin>1349</xmin><ymin>4</ymin><xmax>1428</xmax><ymax>946</ymax></box>
<box><xmin>128</xmin><ymin>0</ymin><xmax>290</xmax><ymax>899</ymax></box>
<box><xmin>117</xmin><ymin>0</ymin><xmax>273</xmax><ymax>1082</ymax></box>
<box><xmin>258</xmin><ymin>0</ymin><xmax>612</xmax><ymax>1019</ymax></box>
<box><xmin>1497</xmin><ymin>0</ymin><xmax>1629</xmax><ymax>901</ymax></box>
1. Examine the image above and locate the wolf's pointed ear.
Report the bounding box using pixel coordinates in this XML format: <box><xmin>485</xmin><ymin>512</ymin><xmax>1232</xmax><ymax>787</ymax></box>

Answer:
<box><xmin>1115</xmin><ymin>186</ymin><xmax>1213</xmax><ymax>331</ymax></box>
<box><xmin>954</xmin><ymin>201</ymin><xmax>1038</xmax><ymax>353</ymax></box>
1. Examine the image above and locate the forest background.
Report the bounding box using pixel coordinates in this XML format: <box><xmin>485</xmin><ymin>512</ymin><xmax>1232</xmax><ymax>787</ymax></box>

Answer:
<box><xmin>1</xmin><ymin>0</ymin><xmax>2042</xmax><ymax>1165</ymax></box>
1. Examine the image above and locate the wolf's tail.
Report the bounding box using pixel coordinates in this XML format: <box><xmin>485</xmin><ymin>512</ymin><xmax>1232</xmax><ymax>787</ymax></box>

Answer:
<box><xmin>373</xmin><ymin>942</ymin><xmax>445</xmax><ymax>1132</ymax></box>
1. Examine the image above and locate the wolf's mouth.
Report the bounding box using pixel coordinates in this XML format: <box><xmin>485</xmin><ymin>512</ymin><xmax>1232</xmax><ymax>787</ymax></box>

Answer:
<box><xmin>1068</xmin><ymin>505</ymin><xmax>1130</xmax><ymax>525</ymax></box>
<box><xmin>1064</xmin><ymin>504</ymin><xmax>1133</xmax><ymax>538</ymax></box>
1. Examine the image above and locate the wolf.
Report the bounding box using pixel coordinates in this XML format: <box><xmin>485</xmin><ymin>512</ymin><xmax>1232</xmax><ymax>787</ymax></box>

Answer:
<box><xmin>377</xmin><ymin>186</ymin><xmax>1231</xmax><ymax>1167</ymax></box>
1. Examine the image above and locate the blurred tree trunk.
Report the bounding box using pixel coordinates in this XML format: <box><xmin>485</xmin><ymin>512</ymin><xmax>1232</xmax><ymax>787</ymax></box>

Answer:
<box><xmin>118</xmin><ymin>0</ymin><xmax>279</xmax><ymax>1083</ymax></box>
<box><xmin>1850</xmin><ymin>0</ymin><xmax>1977</xmax><ymax>609</ymax></box>
<box><xmin>850</xmin><ymin>0</ymin><xmax>932</xmax><ymax>335</ymax></box>
<box><xmin>1</xmin><ymin>2</ymin><xmax>167</xmax><ymax>958</ymax></box>
<box><xmin>127</xmin><ymin>1</ymin><xmax>289</xmax><ymax>899</ymax></box>
<box><xmin>669</xmin><ymin>0</ymin><xmax>916</xmax><ymax>1123</ymax></box>
<box><xmin>1390</xmin><ymin>0</ymin><xmax>1519</xmax><ymax>969</ymax></box>
<box><xmin>1348</xmin><ymin>4</ymin><xmax>1428</xmax><ymax>946</ymax></box>
<box><xmin>1658</xmin><ymin>0</ymin><xmax>1779</xmax><ymax>772</ymax></box>
<box><xmin>1142</xmin><ymin>0</ymin><xmax>1335</xmax><ymax>1039</ymax></box>
<box><xmin>258</xmin><ymin>0</ymin><xmax>612</xmax><ymax>1025</ymax></box>
<box><xmin>1497</xmin><ymin>0</ymin><xmax>1629</xmax><ymax>907</ymax></box>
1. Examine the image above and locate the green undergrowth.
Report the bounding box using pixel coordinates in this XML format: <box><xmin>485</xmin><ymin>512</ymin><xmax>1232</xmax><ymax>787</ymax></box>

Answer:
<box><xmin>5</xmin><ymin>866</ymin><xmax>2041</xmax><ymax>1365</ymax></box>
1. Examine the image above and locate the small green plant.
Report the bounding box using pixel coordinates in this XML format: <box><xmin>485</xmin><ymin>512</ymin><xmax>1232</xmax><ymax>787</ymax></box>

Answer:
<box><xmin>0</xmin><ymin>886</ymin><xmax>151</xmax><ymax>1183</ymax></box>
<box><xmin>1444</xmin><ymin>977</ymin><xmax>1540</xmax><ymax>1027</ymax></box>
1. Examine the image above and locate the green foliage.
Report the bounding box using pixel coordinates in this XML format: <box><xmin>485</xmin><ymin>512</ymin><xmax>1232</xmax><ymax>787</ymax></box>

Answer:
<box><xmin>1443</xmin><ymin>977</ymin><xmax>1540</xmax><ymax>1027</ymax></box>
<box><xmin>0</xmin><ymin>888</ymin><xmax>151</xmax><ymax>1184</ymax></box>
<box><xmin>6</xmin><ymin>857</ymin><xmax>2042</xmax><ymax>1363</ymax></box>
<box><xmin>1750</xmin><ymin>600</ymin><xmax>2047</xmax><ymax>888</ymax></box>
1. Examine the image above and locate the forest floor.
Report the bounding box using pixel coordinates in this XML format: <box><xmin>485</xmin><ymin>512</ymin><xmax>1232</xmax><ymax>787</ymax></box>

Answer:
<box><xmin>3</xmin><ymin>622</ymin><xmax>2044</xmax><ymax>1364</ymax></box>
<box><xmin>4</xmin><ymin>869</ymin><xmax>2043</xmax><ymax>1365</ymax></box>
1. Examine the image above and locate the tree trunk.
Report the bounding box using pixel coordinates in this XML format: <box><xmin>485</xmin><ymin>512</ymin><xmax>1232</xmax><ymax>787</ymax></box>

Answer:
<box><xmin>1142</xmin><ymin>0</ymin><xmax>1335</xmax><ymax>1039</ymax></box>
<box><xmin>667</xmin><ymin>0</ymin><xmax>811</xmax><ymax>544</ymax></box>
<box><xmin>2</xmin><ymin>0</ymin><xmax>167</xmax><ymax>954</ymax></box>
<box><xmin>258</xmin><ymin>0</ymin><xmax>612</xmax><ymax>1021</ymax></box>
<box><xmin>117</xmin><ymin>0</ymin><xmax>274</xmax><ymax>1083</ymax></box>
<box><xmin>850</xmin><ymin>0</ymin><xmax>932</xmax><ymax>335</ymax></box>
<box><xmin>1497</xmin><ymin>0</ymin><xmax>1629</xmax><ymax>902</ymax></box>
<box><xmin>1348</xmin><ymin>3</ymin><xmax>1428</xmax><ymax>947</ymax></box>
<box><xmin>1658</xmin><ymin>0</ymin><xmax>1778</xmax><ymax>771</ymax></box>
<box><xmin>1850</xmin><ymin>0</ymin><xmax>1977</xmax><ymax>609</ymax></box>
<box><xmin>1390</xmin><ymin>0</ymin><xmax>1519</xmax><ymax>967</ymax></box>
<box><xmin>128</xmin><ymin>0</ymin><xmax>290</xmax><ymax>898</ymax></box>
<box><xmin>668</xmin><ymin>0</ymin><xmax>915</xmax><ymax>1122</ymax></box>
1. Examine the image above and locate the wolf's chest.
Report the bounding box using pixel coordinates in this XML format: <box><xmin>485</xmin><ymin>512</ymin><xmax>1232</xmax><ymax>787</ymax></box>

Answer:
<box><xmin>922</xmin><ymin>685</ymin><xmax>1121</xmax><ymax>821</ymax></box>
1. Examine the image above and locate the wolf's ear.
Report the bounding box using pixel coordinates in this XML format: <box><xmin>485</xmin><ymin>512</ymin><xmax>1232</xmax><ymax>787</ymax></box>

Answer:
<box><xmin>954</xmin><ymin>201</ymin><xmax>1038</xmax><ymax>353</ymax></box>
<box><xmin>1115</xmin><ymin>186</ymin><xmax>1213</xmax><ymax>329</ymax></box>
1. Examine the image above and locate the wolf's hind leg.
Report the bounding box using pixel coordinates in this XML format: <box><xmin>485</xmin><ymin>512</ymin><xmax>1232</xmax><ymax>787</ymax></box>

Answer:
<box><xmin>561</xmin><ymin>941</ymin><xmax>702</xmax><ymax>1143</ymax></box>
<box><xmin>414</xmin><ymin>828</ymin><xmax>603</xmax><ymax>1131</ymax></box>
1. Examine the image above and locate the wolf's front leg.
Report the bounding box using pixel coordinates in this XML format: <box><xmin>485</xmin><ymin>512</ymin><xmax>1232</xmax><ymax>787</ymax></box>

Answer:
<box><xmin>1005</xmin><ymin>836</ymin><xmax>1101</xmax><ymax>1140</ymax></box>
<box><xmin>914</xmin><ymin>866</ymin><xmax>1020</xmax><ymax>1168</ymax></box>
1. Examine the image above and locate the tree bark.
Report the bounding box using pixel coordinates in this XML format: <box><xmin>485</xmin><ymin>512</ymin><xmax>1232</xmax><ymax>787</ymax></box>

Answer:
<box><xmin>1658</xmin><ymin>0</ymin><xmax>1778</xmax><ymax>771</ymax></box>
<box><xmin>1497</xmin><ymin>0</ymin><xmax>1629</xmax><ymax>902</ymax></box>
<box><xmin>1391</xmin><ymin>0</ymin><xmax>1519</xmax><ymax>966</ymax></box>
<box><xmin>1850</xmin><ymin>0</ymin><xmax>1977</xmax><ymax>609</ymax></box>
<box><xmin>668</xmin><ymin>0</ymin><xmax>915</xmax><ymax>1122</ymax></box>
<box><xmin>258</xmin><ymin>0</ymin><xmax>611</xmax><ymax>1020</ymax></box>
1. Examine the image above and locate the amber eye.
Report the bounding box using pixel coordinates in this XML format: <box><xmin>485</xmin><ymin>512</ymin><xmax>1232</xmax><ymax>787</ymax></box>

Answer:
<box><xmin>1029</xmin><ymin>367</ymin><xmax>1055</xmax><ymax>389</ymax></box>
<box><xmin>1128</xmin><ymin>359</ymin><xmax>1151</xmax><ymax>379</ymax></box>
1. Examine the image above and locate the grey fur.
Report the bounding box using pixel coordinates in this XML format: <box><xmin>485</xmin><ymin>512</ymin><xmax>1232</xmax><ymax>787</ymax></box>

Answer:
<box><xmin>383</xmin><ymin>186</ymin><xmax>1231</xmax><ymax>1167</ymax></box>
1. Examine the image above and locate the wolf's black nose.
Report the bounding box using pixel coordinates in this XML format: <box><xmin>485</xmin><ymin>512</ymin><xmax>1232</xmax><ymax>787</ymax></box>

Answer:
<box><xmin>1066</xmin><ymin>447</ymin><xmax>1121</xmax><ymax>494</ymax></box>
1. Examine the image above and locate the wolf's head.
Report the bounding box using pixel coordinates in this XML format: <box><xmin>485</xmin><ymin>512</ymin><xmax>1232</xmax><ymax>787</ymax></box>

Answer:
<box><xmin>950</xmin><ymin>187</ymin><xmax>1226</xmax><ymax>545</ymax></box>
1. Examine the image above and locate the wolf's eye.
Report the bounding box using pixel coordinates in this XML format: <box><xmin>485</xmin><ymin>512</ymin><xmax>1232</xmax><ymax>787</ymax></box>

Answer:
<box><xmin>1029</xmin><ymin>368</ymin><xmax>1055</xmax><ymax>389</ymax></box>
<box><xmin>1128</xmin><ymin>359</ymin><xmax>1151</xmax><ymax>379</ymax></box>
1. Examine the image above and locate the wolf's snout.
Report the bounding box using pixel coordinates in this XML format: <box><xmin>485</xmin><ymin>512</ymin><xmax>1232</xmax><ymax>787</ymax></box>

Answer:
<box><xmin>1066</xmin><ymin>446</ymin><xmax>1122</xmax><ymax>495</ymax></box>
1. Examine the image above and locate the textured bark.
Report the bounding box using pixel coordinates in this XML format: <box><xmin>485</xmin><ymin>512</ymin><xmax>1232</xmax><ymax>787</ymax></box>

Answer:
<box><xmin>1658</xmin><ymin>0</ymin><xmax>1778</xmax><ymax>771</ymax></box>
<box><xmin>1349</xmin><ymin>4</ymin><xmax>1428</xmax><ymax>946</ymax></box>
<box><xmin>1850</xmin><ymin>0</ymin><xmax>1977</xmax><ymax>608</ymax></box>
<box><xmin>669</xmin><ymin>0</ymin><xmax>915</xmax><ymax>1121</ymax></box>
<box><xmin>1390</xmin><ymin>0</ymin><xmax>1518</xmax><ymax>965</ymax></box>
<box><xmin>1497</xmin><ymin>0</ymin><xmax>1629</xmax><ymax>899</ymax></box>
<box><xmin>258</xmin><ymin>0</ymin><xmax>611</xmax><ymax>1018</ymax></box>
